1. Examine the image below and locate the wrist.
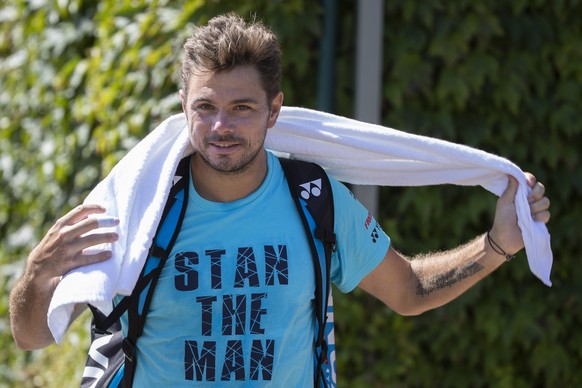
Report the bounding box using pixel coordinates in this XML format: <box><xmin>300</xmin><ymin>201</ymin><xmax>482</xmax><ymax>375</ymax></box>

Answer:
<box><xmin>486</xmin><ymin>230</ymin><xmax>516</xmax><ymax>261</ymax></box>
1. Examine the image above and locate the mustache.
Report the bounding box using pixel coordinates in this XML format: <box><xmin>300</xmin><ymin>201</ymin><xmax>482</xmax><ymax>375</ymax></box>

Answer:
<box><xmin>206</xmin><ymin>134</ymin><xmax>244</xmax><ymax>143</ymax></box>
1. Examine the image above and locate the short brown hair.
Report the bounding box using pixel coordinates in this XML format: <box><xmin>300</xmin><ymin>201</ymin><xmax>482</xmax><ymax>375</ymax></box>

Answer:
<box><xmin>181</xmin><ymin>13</ymin><xmax>282</xmax><ymax>102</ymax></box>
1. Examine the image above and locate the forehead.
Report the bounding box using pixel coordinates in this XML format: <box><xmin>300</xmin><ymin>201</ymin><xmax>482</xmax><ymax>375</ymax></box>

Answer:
<box><xmin>185</xmin><ymin>65</ymin><xmax>267</xmax><ymax>103</ymax></box>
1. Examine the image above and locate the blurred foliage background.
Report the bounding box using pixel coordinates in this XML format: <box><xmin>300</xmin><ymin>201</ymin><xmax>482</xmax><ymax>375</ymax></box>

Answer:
<box><xmin>1</xmin><ymin>0</ymin><xmax>580</xmax><ymax>386</ymax></box>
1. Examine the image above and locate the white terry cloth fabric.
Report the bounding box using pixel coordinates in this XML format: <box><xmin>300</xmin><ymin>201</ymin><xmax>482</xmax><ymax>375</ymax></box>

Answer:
<box><xmin>47</xmin><ymin>106</ymin><xmax>553</xmax><ymax>342</ymax></box>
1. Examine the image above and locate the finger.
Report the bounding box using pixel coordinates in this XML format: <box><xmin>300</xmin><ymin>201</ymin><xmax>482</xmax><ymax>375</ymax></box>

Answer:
<box><xmin>528</xmin><ymin>182</ymin><xmax>546</xmax><ymax>203</ymax></box>
<box><xmin>533</xmin><ymin>209</ymin><xmax>551</xmax><ymax>224</ymax></box>
<box><xmin>69</xmin><ymin>231</ymin><xmax>119</xmax><ymax>254</ymax></box>
<box><xmin>530</xmin><ymin>196</ymin><xmax>550</xmax><ymax>213</ymax></box>
<box><xmin>94</xmin><ymin>216</ymin><xmax>120</xmax><ymax>228</ymax></box>
<box><xmin>65</xmin><ymin>249</ymin><xmax>114</xmax><ymax>272</ymax></box>
<box><xmin>80</xmin><ymin>250</ymin><xmax>113</xmax><ymax>266</ymax></box>
<box><xmin>524</xmin><ymin>172</ymin><xmax>537</xmax><ymax>188</ymax></box>
<box><xmin>64</xmin><ymin>216</ymin><xmax>120</xmax><ymax>240</ymax></box>
<box><xmin>55</xmin><ymin>231</ymin><xmax>118</xmax><ymax>274</ymax></box>
<box><xmin>59</xmin><ymin>204</ymin><xmax>106</xmax><ymax>226</ymax></box>
<box><xmin>530</xmin><ymin>196</ymin><xmax>551</xmax><ymax>223</ymax></box>
<box><xmin>82</xmin><ymin>231</ymin><xmax>119</xmax><ymax>246</ymax></box>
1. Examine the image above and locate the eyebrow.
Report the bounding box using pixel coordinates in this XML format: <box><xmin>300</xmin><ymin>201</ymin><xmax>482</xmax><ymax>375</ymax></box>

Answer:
<box><xmin>191</xmin><ymin>97</ymin><xmax>260</xmax><ymax>106</ymax></box>
<box><xmin>231</xmin><ymin>98</ymin><xmax>260</xmax><ymax>105</ymax></box>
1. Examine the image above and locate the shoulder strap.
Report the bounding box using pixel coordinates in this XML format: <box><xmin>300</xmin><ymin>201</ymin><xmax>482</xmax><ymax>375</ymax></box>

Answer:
<box><xmin>279</xmin><ymin>157</ymin><xmax>336</xmax><ymax>388</ymax></box>
<box><xmin>89</xmin><ymin>156</ymin><xmax>192</xmax><ymax>332</ymax></box>
<box><xmin>120</xmin><ymin>155</ymin><xmax>191</xmax><ymax>388</ymax></box>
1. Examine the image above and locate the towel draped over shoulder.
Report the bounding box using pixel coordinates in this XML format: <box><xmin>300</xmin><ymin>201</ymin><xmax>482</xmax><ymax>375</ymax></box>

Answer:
<box><xmin>47</xmin><ymin>106</ymin><xmax>553</xmax><ymax>343</ymax></box>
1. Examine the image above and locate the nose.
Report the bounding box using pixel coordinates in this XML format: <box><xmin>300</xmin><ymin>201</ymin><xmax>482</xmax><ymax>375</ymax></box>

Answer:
<box><xmin>211</xmin><ymin>110</ymin><xmax>233</xmax><ymax>133</ymax></box>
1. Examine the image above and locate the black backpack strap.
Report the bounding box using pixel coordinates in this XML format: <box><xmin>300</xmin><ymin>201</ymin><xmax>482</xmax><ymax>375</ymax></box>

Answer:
<box><xmin>279</xmin><ymin>157</ymin><xmax>336</xmax><ymax>388</ymax></box>
<box><xmin>120</xmin><ymin>155</ymin><xmax>191</xmax><ymax>388</ymax></box>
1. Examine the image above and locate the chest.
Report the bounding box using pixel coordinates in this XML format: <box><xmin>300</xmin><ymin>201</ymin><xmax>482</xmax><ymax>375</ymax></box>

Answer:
<box><xmin>147</xmin><ymin>192</ymin><xmax>317</xmax><ymax>337</ymax></box>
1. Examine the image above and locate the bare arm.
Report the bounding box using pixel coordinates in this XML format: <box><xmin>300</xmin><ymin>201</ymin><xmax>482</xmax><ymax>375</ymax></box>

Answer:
<box><xmin>359</xmin><ymin>173</ymin><xmax>551</xmax><ymax>315</ymax></box>
<box><xmin>9</xmin><ymin>205</ymin><xmax>118</xmax><ymax>350</ymax></box>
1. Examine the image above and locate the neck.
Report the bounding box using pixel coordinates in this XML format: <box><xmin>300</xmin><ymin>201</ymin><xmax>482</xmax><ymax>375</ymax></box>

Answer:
<box><xmin>190</xmin><ymin>150</ymin><xmax>268</xmax><ymax>202</ymax></box>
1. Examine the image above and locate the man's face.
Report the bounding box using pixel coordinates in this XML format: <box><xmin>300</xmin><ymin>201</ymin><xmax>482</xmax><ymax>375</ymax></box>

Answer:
<box><xmin>181</xmin><ymin>65</ymin><xmax>283</xmax><ymax>175</ymax></box>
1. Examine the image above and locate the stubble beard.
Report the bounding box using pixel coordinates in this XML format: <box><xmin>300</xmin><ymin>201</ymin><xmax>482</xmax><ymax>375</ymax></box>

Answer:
<box><xmin>196</xmin><ymin>131</ymin><xmax>267</xmax><ymax>176</ymax></box>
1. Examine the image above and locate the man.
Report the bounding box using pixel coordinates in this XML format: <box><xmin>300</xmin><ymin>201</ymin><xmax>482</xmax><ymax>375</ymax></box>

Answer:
<box><xmin>9</xmin><ymin>13</ymin><xmax>550</xmax><ymax>386</ymax></box>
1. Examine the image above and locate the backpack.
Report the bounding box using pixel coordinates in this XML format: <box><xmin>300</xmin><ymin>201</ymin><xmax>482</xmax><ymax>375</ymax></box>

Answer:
<box><xmin>80</xmin><ymin>155</ymin><xmax>337</xmax><ymax>388</ymax></box>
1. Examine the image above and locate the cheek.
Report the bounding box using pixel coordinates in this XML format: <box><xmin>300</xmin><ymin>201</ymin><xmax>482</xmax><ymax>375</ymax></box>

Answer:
<box><xmin>190</xmin><ymin>115</ymin><xmax>219</xmax><ymax>136</ymax></box>
<box><xmin>187</xmin><ymin>120</ymin><xmax>204</xmax><ymax>147</ymax></box>
<box><xmin>187</xmin><ymin>114</ymin><xmax>207</xmax><ymax>133</ymax></box>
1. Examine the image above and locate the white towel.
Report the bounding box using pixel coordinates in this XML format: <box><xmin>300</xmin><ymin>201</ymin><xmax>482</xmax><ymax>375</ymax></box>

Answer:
<box><xmin>47</xmin><ymin>106</ymin><xmax>552</xmax><ymax>342</ymax></box>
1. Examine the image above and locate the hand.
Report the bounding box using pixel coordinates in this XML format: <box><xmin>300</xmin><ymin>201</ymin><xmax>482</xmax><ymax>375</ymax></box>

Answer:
<box><xmin>489</xmin><ymin>173</ymin><xmax>551</xmax><ymax>256</ymax></box>
<box><xmin>26</xmin><ymin>204</ymin><xmax>119</xmax><ymax>287</ymax></box>
<box><xmin>526</xmin><ymin>173</ymin><xmax>551</xmax><ymax>224</ymax></box>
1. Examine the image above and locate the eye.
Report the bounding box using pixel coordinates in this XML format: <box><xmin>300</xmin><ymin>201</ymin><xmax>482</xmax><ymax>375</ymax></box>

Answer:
<box><xmin>196</xmin><ymin>103</ymin><xmax>214</xmax><ymax>110</ymax></box>
<box><xmin>234</xmin><ymin>104</ymin><xmax>251</xmax><ymax>111</ymax></box>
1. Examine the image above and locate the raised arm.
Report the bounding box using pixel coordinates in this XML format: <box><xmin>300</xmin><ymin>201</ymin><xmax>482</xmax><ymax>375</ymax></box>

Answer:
<box><xmin>9</xmin><ymin>205</ymin><xmax>118</xmax><ymax>350</ymax></box>
<box><xmin>359</xmin><ymin>173</ymin><xmax>550</xmax><ymax>315</ymax></box>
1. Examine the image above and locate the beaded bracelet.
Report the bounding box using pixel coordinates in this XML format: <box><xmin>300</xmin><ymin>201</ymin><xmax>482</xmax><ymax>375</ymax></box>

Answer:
<box><xmin>487</xmin><ymin>230</ymin><xmax>516</xmax><ymax>261</ymax></box>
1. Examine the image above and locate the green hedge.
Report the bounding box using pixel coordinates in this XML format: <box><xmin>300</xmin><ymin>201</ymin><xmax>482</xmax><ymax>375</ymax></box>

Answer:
<box><xmin>1</xmin><ymin>0</ymin><xmax>580</xmax><ymax>386</ymax></box>
<box><xmin>334</xmin><ymin>1</ymin><xmax>581</xmax><ymax>387</ymax></box>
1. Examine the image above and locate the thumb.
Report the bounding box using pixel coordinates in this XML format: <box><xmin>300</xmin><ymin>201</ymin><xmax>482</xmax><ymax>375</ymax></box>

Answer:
<box><xmin>491</xmin><ymin>175</ymin><xmax>523</xmax><ymax>254</ymax></box>
<box><xmin>500</xmin><ymin>175</ymin><xmax>519</xmax><ymax>204</ymax></box>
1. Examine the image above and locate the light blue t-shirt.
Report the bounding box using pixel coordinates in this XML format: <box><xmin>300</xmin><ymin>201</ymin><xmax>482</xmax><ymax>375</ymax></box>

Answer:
<box><xmin>130</xmin><ymin>151</ymin><xmax>390</xmax><ymax>387</ymax></box>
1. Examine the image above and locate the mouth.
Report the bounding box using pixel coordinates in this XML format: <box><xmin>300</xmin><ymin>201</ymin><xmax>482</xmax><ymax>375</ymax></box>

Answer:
<box><xmin>209</xmin><ymin>141</ymin><xmax>240</xmax><ymax>154</ymax></box>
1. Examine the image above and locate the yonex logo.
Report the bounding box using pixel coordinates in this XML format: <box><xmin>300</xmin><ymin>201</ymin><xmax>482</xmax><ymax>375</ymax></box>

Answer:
<box><xmin>299</xmin><ymin>179</ymin><xmax>322</xmax><ymax>200</ymax></box>
<box><xmin>371</xmin><ymin>226</ymin><xmax>379</xmax><ymax>243</ymax></box>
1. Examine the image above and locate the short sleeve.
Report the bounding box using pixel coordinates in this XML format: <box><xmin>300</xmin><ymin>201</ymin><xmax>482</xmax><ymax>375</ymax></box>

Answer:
<box><xmin>329</xmin><ymin>179</ymin><xmax>390</xmax><ymax>293</ymax></box>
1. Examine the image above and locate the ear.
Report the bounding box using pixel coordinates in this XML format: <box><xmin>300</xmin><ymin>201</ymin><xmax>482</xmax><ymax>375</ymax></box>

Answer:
<box><xmin>267</xmin><ymin>92</ymin><xmax>284</xmax><ymax>128</ymax></box>
<box><xmin>179</xmin><ymin>89</ymin><xmax>187</xmax><ymax>114</ymax></box>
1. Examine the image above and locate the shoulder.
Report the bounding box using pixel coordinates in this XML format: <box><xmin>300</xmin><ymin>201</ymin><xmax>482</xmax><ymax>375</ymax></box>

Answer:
<box><xmin>327</xmin><ymin>175</ymin><xmax>358</xmax><ymax>207</ymax></box>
